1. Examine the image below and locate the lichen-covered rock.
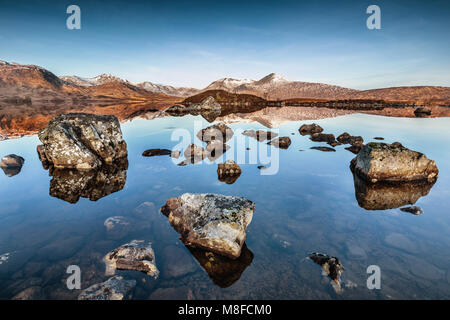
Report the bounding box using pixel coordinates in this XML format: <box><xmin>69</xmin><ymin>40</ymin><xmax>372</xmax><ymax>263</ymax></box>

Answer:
<box><xmin>299</xmin><ymin>123</ymin><xmax>323</xmax><ymax>135</ymax></box>
<box><xmin>37</xmin><ymin>113</ymin><xmax>127</xmax><ymax>170</ymax></box>
<box><xmin>197</xmin><ymin>123</ymin><xmax>233</xmax><ymax>143</ymax></box>
<box><xmin>352</xmin><ymin>172</ymin><xmax>435</xmax><ymax>210</ymax></box>
<box><xmin>78</xmin><ymin>276</ymin><xmax>136</xmax><ymax>300</ymax></box>
<box><xmin>242</xmin><ymin>129</ymin><xmax>278</xmax><ymax>141</ymax></box>
<box><xmin>351</xmin><ymin>142</ymin><xmax>439</xmax><ymax>183</ymax></box>
<box><xmin>104</xmin><ymin>240</ymin><xmax>159</xmax><ymax>277</ymax></box>
<box><xmin>217</xmin><ymin>160</ymin><xmax>241</xmax><ymax>184</ymax></box>
<box><xmin>48</xmin><ymin>159</ymin><xmax>128</xmax><ymax>204</ymax></box>
<box><xmin>161</xmin><ymin>193</ymin><xmax>255</xmax><ymax>259</ymax></box>
<box><xmin>0</xmin><ymin>154</ymin><xmax>25</xmax><ymax>177</ymax></box>
<box><xmin>267</xmin><ymin>136</ymin><xmax>291</xmax><ymax>149</ymax></box>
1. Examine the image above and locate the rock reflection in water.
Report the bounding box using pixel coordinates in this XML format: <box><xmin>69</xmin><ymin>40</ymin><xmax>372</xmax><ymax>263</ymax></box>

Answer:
<box><xmin>48</xmin><ymin>159</ymin><xmax>128</xmax><ymax>204</ymax></box>
<box><xmin>352</xmin><ymin>172</ymin><xmax>436</xmax><ymax>210</ymax></box>
<box><xmin>187</xmin><ymin>244</ymin><xmax>253</xmax><ymax>288</ymax></box>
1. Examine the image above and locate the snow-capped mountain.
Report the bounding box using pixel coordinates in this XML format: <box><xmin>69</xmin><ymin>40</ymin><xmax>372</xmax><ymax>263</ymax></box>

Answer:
<box><xmin>203</xmin><ymin>77</ymin><xmax>255</xmax><ymax>92</ymax></box>
<box><xmin>136</xmin><ymin>81</ymin><xmax>199</xmax><ymax>97</ymax></box>
<box><xmin>61</xmin><ymin>74</ymin><xmax>129</xmax><ymax>87</ymax></box>
<box><xmin>203</xmin><ymin>73</ymin><xmax>358</xmax><ymax>100</ymax></box>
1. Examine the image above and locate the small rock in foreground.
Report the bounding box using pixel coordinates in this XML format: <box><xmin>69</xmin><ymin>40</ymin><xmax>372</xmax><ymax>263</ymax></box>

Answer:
<box><xmin>197</xmin><ymin>123</ymin><xmax>233</xmax><ymax>143</ymax></box>
<box><xmin>242</xmin><ymin>129</ymin><xmax>278</xmax><ymax>141</ymax></box>
<box><xmin>161</xmin><ymin>193</ymin><xmax>255</xmax><ymax>259</ymax></box>
<box><xmin>78</xmin><ymin>276</ymin><xmax>136</xmax><ymax>300</ymax></box>
<box><xmin>104</xmin><ymin>240</ymin><xmax>159</xmax><ymax>277</ymax></box>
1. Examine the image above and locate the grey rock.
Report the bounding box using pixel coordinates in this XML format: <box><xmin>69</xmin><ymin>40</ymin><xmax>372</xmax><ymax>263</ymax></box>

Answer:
<box><xmin>104</xmin><ymin>240</ymin><xmax>159</xmax><ymax>277</ymax></box>
<box><xmin>142</xmin><ymin>149</ymin><xmax>172</xmax><ymax>157</ymax></box>
<box><xmin>310</xmin><ymin>146</ymin><xmax>336</xmax><ymax>152</ymax></box>
<box><xmin>161</xmin><ymin>193</ymin><xmax>255</xmax><ymax>259</ymax></box>
<box><xmin>78</xmin><ymin>276</ymin><xmax>136</xmax><ymax>300</ymax></box>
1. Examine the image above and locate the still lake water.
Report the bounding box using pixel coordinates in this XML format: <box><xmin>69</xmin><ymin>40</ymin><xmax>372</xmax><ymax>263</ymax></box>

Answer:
<box><xmin>0</xmin><ymin>113</ymin><xmax>449</xmax><ymax>299</ymax></box>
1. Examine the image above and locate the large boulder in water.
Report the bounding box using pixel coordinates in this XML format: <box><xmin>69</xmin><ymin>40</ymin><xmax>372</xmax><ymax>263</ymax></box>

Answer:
<box><xmin>351</xmin><ymin>142</ymin><xmax>438</xmax><ymax>183</ymax></box>
<box><xmin>299</xmin><ymin>123</ymin><xmax>323</xmax><ymax>135</ymax></box>
<box><xmin>161</xmin><ymin>193</ymin><xmax>255</xmax><ymax>259</ymax></box>
<box><xmin>37</xmin><ymin>113</ymin><xmax>127</xmax><ymax>170</ymax></box>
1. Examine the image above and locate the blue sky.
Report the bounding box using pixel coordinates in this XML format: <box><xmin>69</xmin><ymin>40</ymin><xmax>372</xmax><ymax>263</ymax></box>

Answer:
<box><xmin>0</xmin><ymin>0</ymin><xmax>449</xmax><ymax>89</ymax></box>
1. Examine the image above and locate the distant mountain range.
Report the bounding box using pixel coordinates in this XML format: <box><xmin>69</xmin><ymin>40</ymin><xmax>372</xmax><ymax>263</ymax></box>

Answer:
<box><xmin>1</xmin><ymin>60</ymin><xmax>450</xmax><ymax>104</ymax></box>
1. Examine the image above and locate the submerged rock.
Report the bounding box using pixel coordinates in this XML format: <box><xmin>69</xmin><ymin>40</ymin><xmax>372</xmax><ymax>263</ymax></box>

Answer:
<box><xmin>242</xmin><ymin>129</ymin><xmax>278</xmax><ymax>141</ymax></box>
<box><xmin>0</xmin><ymin>252</ymin><xmax>9</xmax><ymax>265</ymax></box>
<box><xmin>308</xmin><ymin>252</ymin><xmax>344</xmax><ymax>288</ymax></box>
<box><xmin>374</xmin><ymin>137</ymin><xmax>384</xmax><ymax>140</ymax></box>
<box><xmin>0</xmin><ymin>154</ymin><xmax>25</xmax><ymax>177</ymax></box>
<box><xmin>78</xmin><ymin>276</ymin><xmax>136</xmax><ymax>300</ymax></box>
<box><xmin>352</xmin><ymin>172</ymin><xmax>435</xmax><ymax>210</ymax></box>
<box><xmin>104</xmin><ymin>216</ymin><xmax>129</xmax><ymax>231</ymax></box>
<box><xmin>48</xmin><ymin>158</ymin><xmax>128</xmax><ymax>204</ymax></box>
<box><xmin>351</xmin><ymin>142</ymin><xmax>439</xmax><ymax>183</ymax></box>
<box><xmin>217</xmin><ymin>160</ymin><xmax>241</xmax><ymax>184</ymax></box>
<box><xmin>299</xmin><ymin>123</ymin><xmax>323</xmax><ymax>135</ymax></box>
<box><xmin>197</xmin><ymin>123</ymin><xmax>233</xmax><ymax>143</ymax></box>
<box><xmin>142</xmin><ymin>149</ymin><xmax>172</xmax><ymax>157</ymax></box>
<box><xmin>310</xmin><ymin>146</ymin><xmax>336</xmax><ymax>152</ymax></box>
<box><xmin>12</xmin><ymin>286</ymin><xmax>44</xmax><ymax>300</ymax></box>
<box><xmin>187</xmin><ymin>244</ymin><xmax>254</xmax><ymax>288</ymax></box>
<box><xmin>37</xmin><ymin>113</ymin><xmax>127</xmax><ymax>170</ymax></box>
<box><xmin>400</xmin><ymin>206</ymin><xmax>423</xmax><ymax>215</ymax></box>
<box><xmin>161</xmin><ymin>193</ymin><xmax>255</xmax><ymax>259</ymax></box>
<box><xmin>267</xmin><ymin>136</ymin><xmax>291</xmax><ymax>149</ymax></box>
<box><xmin>104</xmin><ymin>240</ymin><xmax>159</xmax><ymax>277</ymax></box>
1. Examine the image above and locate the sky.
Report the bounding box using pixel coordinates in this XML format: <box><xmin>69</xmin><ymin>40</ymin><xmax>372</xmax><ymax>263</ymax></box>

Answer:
<box><xmin>0</xmin><ymin>0</ymin><xmax>449</xmax><ymax>89</ymax></box>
